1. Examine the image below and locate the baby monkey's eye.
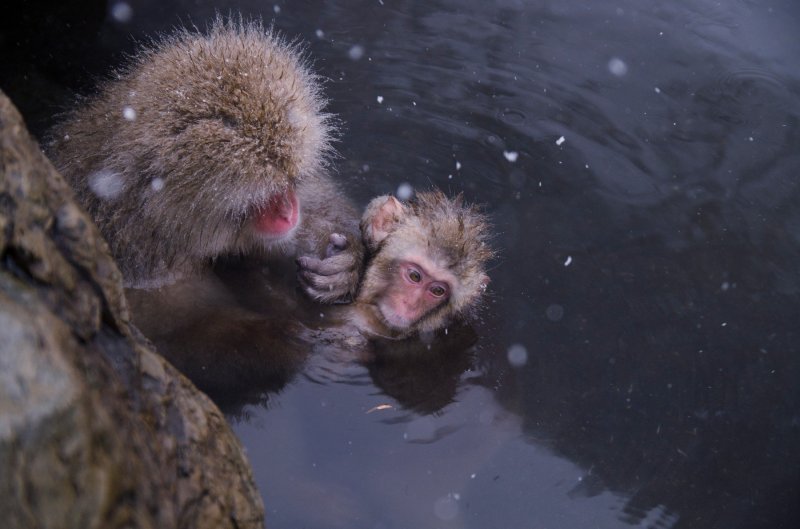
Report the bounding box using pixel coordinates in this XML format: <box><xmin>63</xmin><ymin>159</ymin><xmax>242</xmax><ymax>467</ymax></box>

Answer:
<box><xmin>408</xmin><ymin>269</ymin><xmax>422</xmax><ymax>282</ymax></box>
<box><xmin>429</xmin><ymin>285</ymin><xmax>447</xmax><ymax>297</ymax></box>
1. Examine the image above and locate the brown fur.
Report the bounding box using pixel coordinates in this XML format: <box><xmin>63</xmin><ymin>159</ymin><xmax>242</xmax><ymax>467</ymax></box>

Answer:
<box><xmin>48</xmin><ymin>17</ymin><xmax>362</xmax><ymax>298</ymax></box>
<box><xmin>123</xmin><ymin>190</ymin><xmax>493</xmax><ymax>395</ymax></box>
<box><xmin>356</xmin><ymin>190</ymin><xmax>494</xmax><ymax>336</ymax></box>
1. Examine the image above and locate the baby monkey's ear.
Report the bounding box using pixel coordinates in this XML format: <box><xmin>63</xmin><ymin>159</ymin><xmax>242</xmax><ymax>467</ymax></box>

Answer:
<box><xmin>360</xmin><ymin>195</ymin><xmax>406</xmax><ymax>251</ymax></box>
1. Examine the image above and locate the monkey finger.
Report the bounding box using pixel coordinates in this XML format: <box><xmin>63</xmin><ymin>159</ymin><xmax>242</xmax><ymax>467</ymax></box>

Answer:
<box><xmin>297</xmin><ymin>253</ymin><xmax>356</xmax><ymax>276</ymax></box>
<box><xmin>298</xmin><ymin>270</ymin><xmax>352</xmax><ymax>302</ymax></box>
<box><xmin>325</xmin><ymin>233</ymin><xmax>349</xmax><ymax>257</ymax></box>
<box><xmin>298</xmin><ymin>278</ymin><xmax>339</xmax><ymax>303</ymax></box>
<box><xmin>299</xmin><ymin>268</ymin><xmax>350</xmax><ymax>290</ymax></box>
<box><xmin>329</xmin><ymin>232</ymin><xmax>348</xmax><ymax>248</ymax></box>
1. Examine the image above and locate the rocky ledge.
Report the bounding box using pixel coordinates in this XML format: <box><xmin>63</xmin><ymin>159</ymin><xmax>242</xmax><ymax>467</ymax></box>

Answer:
<box><xmin>0</xmin><ymin>91</ymin><xmax>265</xmax><ymax>529</ymax></box>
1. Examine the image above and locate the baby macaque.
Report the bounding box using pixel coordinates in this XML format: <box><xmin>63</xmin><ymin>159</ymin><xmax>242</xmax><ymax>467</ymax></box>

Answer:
<box><xmin>350</xmin><ymin>189</ymin><xmax>493</xmax><ymax>339</ymax></box>
<box><xmin>48</xmin><ymin>18</ymin><xmax>362</xmax><ymax>302</ymax></box>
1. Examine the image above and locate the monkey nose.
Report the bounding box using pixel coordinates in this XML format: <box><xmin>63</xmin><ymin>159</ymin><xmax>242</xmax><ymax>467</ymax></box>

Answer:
<box><xmin>267</xmin><ymin>189</ymin><xmax>297</xmax><ymax>219</ymax></box>
<box><xmin>253</xmin><ymin>189</ymin><xmax>299</xmax><ymax>236</ymax></box>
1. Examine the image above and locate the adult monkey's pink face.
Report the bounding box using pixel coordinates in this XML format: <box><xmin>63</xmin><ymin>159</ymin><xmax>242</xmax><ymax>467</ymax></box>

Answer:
<box><xmin>253</xmin><ymin>189</ymin><xmax>300</xmax><ymax>239</ymax></box>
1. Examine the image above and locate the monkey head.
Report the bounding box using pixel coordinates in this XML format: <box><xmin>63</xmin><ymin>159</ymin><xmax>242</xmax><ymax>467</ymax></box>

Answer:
<box><xmin>49</xmin><ymin>19</ymin><xmax>335</xmax><ymax>285</ymax></box>
<box><xmin>356</xmin><ymin>190</ymin><xmax>493</xmax><ymax>338</ymax></box>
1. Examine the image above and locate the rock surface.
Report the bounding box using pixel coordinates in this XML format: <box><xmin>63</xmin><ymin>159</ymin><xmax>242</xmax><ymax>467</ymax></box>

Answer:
<box><xmin>0</xmin><ymin>91</ymin><xmax>265</xmax><ymax>529</ymax></box>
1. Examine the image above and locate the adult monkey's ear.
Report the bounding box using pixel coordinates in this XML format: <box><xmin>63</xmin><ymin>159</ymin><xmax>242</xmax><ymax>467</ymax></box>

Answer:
<box><xmin>360</xmin><ymin>195</ymin><xmax>406</xmax><ymax>252</ymax></box>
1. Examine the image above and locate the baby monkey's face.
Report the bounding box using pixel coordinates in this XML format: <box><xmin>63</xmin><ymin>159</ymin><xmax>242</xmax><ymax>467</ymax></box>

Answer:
<box><xmin>355</xmin><ymin>191</ymin><xmax>492</xmax><ymax>339</ymax></box>
<box><xmin>373</xmin><ymin>258</ymin><xmax>452</xmax><ymax>331</ymax></box>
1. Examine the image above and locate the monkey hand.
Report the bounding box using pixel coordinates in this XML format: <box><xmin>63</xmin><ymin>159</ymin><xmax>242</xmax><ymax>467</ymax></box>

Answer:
<box><xmin>296</xmin><ymin>233</ymin><xmax>364</xmax><ymax>304</ymax></box>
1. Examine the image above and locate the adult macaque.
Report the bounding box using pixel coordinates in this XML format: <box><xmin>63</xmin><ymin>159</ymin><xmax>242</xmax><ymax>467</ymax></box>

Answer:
<box><xmin>48</xmin><ymin>19</ymin><xmax>362</xmax><ymax>302</ymax></box>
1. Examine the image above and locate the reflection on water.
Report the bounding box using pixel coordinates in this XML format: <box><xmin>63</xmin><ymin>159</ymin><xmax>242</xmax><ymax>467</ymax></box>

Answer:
<box><xmin>235</xmin><ymin>380</ymin><xmax>671</xmax><ymax>529</ymax></box>
<box><xmin>6</xmin><ymin>0</ymin><xmax>799</xmax><ymax>527</ymax></box>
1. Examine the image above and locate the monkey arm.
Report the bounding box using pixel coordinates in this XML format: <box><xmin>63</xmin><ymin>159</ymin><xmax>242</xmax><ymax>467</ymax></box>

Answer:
<box><xmin>294</xmin><ymin>176</ymin><xmax>365</xmax><ymax>304</ymax></box>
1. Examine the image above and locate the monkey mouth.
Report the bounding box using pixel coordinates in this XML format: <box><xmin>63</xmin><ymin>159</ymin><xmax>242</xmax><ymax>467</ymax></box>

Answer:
<box><xmin>252</xmin><ymin>189</ymin><xmax>300</xmax><ymax>238</ymax></box>
<box><xmin>377</xmin><ymin>303</ymin><xmax>416</xmax><ymax>331</ymax></box>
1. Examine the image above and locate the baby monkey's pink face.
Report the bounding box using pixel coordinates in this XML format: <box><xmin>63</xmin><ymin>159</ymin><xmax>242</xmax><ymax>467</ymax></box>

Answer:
<box><xmin>356</xmin><ymin>191</ymin><xmax>492</xmax><ymax>338</ymax></box>
<box><xmin>377</xmin><ymin>260</ymin><xmax>452</xmax><ymax>330</ymax></box>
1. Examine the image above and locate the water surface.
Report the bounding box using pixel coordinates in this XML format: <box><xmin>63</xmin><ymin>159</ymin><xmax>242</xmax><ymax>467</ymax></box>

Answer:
<box><xmin>5</xmin><ymin>1</ymin><xmax>799</xmax><ymax>528</ymax></box>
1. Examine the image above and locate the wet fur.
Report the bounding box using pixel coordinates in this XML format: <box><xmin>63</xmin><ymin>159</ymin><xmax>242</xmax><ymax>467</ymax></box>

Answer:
<box><xmin>48</xmin><ymin>18</ymin><xmax>360</xmax><ymax>292</ymax></box>
<box><xmin>357</xmin><ymin>190</ymin><xmax>494</xmax><ymax>336</ymax></box>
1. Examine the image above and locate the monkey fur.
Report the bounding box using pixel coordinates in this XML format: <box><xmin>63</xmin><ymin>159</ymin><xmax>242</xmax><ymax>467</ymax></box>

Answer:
<box><xmin>48</xmin><ymin>18</ymin><xmax>363</xmax><ymax>302</ymax></box>
<box><xmin>354</xmin><ymin>189</ymin><xmax>494</xmax><ymax>338</ymax></box>
<box><xmin>123</xmin><ymin>189</ymin><xmax>493</xmax><ymax>399</ymax></box>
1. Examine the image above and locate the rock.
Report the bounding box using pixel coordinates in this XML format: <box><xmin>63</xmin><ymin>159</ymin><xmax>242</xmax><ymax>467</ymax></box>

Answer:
<box><xmin>0</xmin><ymin>91</ymin><xmax>265</xmax><ymax>529</ymax></box>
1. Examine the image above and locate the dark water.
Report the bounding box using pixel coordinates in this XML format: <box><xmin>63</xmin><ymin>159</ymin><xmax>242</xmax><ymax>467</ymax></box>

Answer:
<box><xmin>4</xmin><ymin>1</ymin><xmax>800</xmax><ymax>528</ymax></box>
